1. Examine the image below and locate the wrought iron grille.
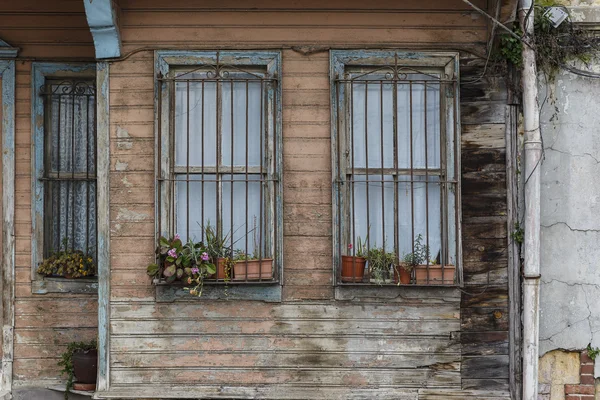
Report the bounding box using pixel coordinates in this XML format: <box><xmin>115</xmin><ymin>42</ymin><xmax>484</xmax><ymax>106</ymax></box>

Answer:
<box><xmin>40</xmin><ymin>80</ymin><xmax>97</xmax><ymax>263</ymax></box>
<box><xmin>334</xmin><ymin>54</ymin><xmax>460</xmax><ymax>286</ymax></box>
<box><xmin>157</xmin><ymin>53</ymin><xmax>279</xmax><ymax>283</ymax></box>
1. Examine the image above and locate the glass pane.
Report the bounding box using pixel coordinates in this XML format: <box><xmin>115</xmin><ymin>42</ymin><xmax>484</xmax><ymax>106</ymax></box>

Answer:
<box><xmin>397</xmin><ymin>175</ymin><xmax>441</xmax><ymax>263</ymax></box>
<box><xmin>175</xmin><ymin>77</ymin><xmax>218</xmax><ymax>167</ymax></box>
<box><xmin>47</xmin><ymin>181</ymin><xmax>97</xmax><ymax>257</ymax></box>
<box><xmin>222</xmin><ymin>80</ymin><xmax>263</xmax><ymax>168</ymax></box>
<box><xmin>222</xmin><ymin>175</ymin><xmax>265</xmax><ymax>257</ymax></box>
<box><xmin>175</xmin><ymin>174</ymin><xmax>218</xmax><ymax>243</ymax></box>
<box><xmin>397</xmin><ymin>75</ymin><xmax>441</xmax><ymax>170</ymax></box>
<box><xmin>351</xmin><ymin>175</ymin><xmax>395</xmax><ymax>252</ymax></box>
<box><xmin>351</xmin><ymin>82</ymin><xmax>394</xmax><ymax>169</ymax></box>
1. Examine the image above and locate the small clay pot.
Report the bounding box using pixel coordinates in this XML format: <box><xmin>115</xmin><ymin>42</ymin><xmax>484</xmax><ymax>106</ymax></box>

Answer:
<box><xmin>394</xmin><ymin>266</ymin><xmax>412</xmax><ymax>284</ymax></box>
<box><xmin>341</xmin><ymin>256</ymin><xmax>366</xmax><ymax>282</ymax></box>
<box><xmin>233</xmin><ymin>259</ymin><xmax>273</xmax><ymax>281</ymax></box>
<box><xmin>72</xmin><ymin>349</ymin><xmax>97</xmax><ymax>386</ymax></box>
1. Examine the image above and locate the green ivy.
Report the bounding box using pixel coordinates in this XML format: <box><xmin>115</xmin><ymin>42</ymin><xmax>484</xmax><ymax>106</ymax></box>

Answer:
<box><xmin>587</xmin><ymin>343</ymin><xmax>600</xmax><ymax>361</ymax></box>
<box><xmin>58</xmin><ymin>340</ymin><xmax>97</xmax><ymax>399</ymax></box>
<box><xmin>511</xmin><ymin>222</ymin><xmax>524</xmax><ymax>245</ymax></box>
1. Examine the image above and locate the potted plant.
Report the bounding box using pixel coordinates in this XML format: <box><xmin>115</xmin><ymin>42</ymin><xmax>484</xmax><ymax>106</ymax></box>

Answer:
<box><xmin>366</xmin><ymin>246</ymin><xmax>396</xmax><ymax>284</ymax></box>
<box><xmin>146</xmin><ymin>235</ymin><xmax>217</xmax><ymax>297</ymax></box>
<box><xmin>401</xmin><ymin>235</ymin><xmax>455</xmax><ymax>285</ymax></box>
<box><xmin>36</xmin><ymin>239</ymin><xmax>96</xmax><ymax>279</ymax></box>
<box><xmin>203</xmin><ymin>224</ymin><xmax>232</xmax><ymax>281</ymax></box>
<box><xmin>341</xmin><ymin>236</ymin><xmax>367</xmax><ymax>282</ymax></box>
<box><xmin>231</xmin><ymin>250</ymin><xmax>273</xmax><ymax>281</ymax></box>
<box><xmin>394</xmin><ymin>259</ymin><xmax>412</xmax><ymax>285</ymax></box>
<box><xmin>58</xmin><ymin>339</ymin><xmax>97</xmax><ymax>398</ymax></box>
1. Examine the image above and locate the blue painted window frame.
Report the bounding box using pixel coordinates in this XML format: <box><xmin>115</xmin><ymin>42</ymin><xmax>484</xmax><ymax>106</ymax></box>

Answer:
<box><xmin>31</xmin><ymin>63</ymin><xmax>98</xmax><ymax>294</ymax></box>
<box><xmin>330</xmin><ymin>50</ymin><xmax>463</xmax><ymax>289</ymax></box>
<box><xmin>154</xmin><ymin>50</ymin><xmax>283</xmax><ymax>302</ymax></box>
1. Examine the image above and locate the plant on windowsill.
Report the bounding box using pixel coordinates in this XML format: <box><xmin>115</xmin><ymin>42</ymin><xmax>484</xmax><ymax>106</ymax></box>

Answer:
<box><xmin>341</xmin><ymin>236</ymin><xmax>367</xmax><ymax>283</ymax></box>
<box><xmin>58</xmin><ymin>339</ymin><xmax>97</xmax><ymax>398</ymax></box>
<box><xmin>401</xmin><ymin>234</ymin><xmax>455</xmax><ymax>285</ymax></box>
<box><xmin>204</xmin><ymin>224</ymin><xmax>232</xmax><ymax>281</ymax></box>
<box><xmin>230</xmin><ymin>221</ymin><xmax>273</xmax><ymax>281</ymax></box>
<box><xmin>146</xmin><ymin>235</ymin><xmax>216</xmax><ymax>297</ymax></box>
<box><xmin>366</xmin><ymin>246</ymin><xmax>396</xmax><ymax>285</ymax></box>
<box><xmin>36</xmin><ymin>239</ymin><xmax>96</xmax><ymax>279</ymax></box>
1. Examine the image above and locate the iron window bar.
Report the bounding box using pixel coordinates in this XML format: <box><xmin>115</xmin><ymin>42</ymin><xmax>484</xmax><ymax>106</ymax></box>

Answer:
<box><xmin>156</xmin><ymin>52</ymin><xmax>279</xmax><ymax>284</ymax></box>
<box><xmin>39</xmin><ymin>80</ymin><xmax>98</xmax><ymax>265</ymax></box>
<box><xmin>334</xmin><ymin>53</ymin><xmax>459</xmax><ymax>287</ymax></box>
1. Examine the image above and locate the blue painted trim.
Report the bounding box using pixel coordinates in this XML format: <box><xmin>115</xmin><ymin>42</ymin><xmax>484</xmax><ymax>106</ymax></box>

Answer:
<box><xmin>0</xmin><ymin>39</ymin><xmax>18</xmax><ymax>58</ymax></box>
<box><xmin>0</xmin><ymin>59</ymin><xmax>16</xmax><ymax>393</ymax></box>
<box><xmin>30</xmin><ymin>63</ymin><xmax>96</xmax><ymax>293</ymax></box>
<box><xmin>154</xmin><ymin>50</ymin><xmax>283</xmax><ymax>298</ymax></box>
<box><xmin>83</xmin><ymin>0</ymin><xmax>121</xmax><ymax>59</ymax></box>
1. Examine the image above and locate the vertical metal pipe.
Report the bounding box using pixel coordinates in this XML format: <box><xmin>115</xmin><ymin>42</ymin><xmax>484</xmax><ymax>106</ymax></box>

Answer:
<box><xmin>393</xmin><ymin>78</ymin><xmax>399</xmax><ymax>274</ymax></box>
<box><xmin>520</xmin><ymin>1</ymin><xmax>542</xmax><ymax>399</ymax></box>
<box><xmin>201</xmin><ymin>81</ymin><xmax>205</xmax><ymax>241</ymax></box>
<box><xmin>186</xmin><ymin>80</ymin><xmax>190</xmax><ymax>240</ymax></box>
<box><xmin>350</xmin><ymin>82</ymin><xmax>357</xmax><ymax>280</ymax></box>
<box><xmin>259</xmin><ymin>81</ymin><xmax>263</xmax><ymax>270</ymax></box>
<box><xmin>409</xmin><ymin>82</ymin><xmax>415</xmax><ymax>266</ymax></box>
<box><xmin>364</xmin><ymin>81</ymin><xmax>370</xmax><ymax>281</ymax></box>
<box><xmin>245</xmin><ymin>80</ymin><xmax>250</xmax><ymax>280</ymax></box>
<box><xmin>424</xmin><ymin>82</ymin><xmax>430</xmax><ymax>283</ymax></box>
<box><xmin>157</xmin><ymin>78</ymin><xmax>163</xmax><ymax>241</ymax></box>
<box><xmin>71</xmin><ymin>89</ymin><xmax>75</xmax><ymax>251</ymax></box>
<box><xmin>379</xmin><ymin>82</ymin><xmax>385</xmax><ymax>258</ymax></box>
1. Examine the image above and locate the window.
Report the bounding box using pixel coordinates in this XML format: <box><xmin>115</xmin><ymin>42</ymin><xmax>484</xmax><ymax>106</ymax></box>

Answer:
<box><xmin>42</xmin><ymin>80</ymin><xmax>97</xmax><ymax>260</ymax></box>
<box><xmin>331</xmin><ymin>51</ymin><xmax>461</xmax><ymax>286</ymax></box>
<box><xmin>31</xmin><ymin>63</ymin><xmax>97</xmax><ymax>294</ymax></box>
<box><xmin>156</xmin><ymin>51</ymin><xmax>282</xmax><ymax>285</ymax></box>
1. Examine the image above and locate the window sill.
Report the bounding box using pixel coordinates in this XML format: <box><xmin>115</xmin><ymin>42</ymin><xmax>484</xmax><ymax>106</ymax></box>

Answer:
<box><xmin>154</xmin><ymin>280</ymin><xmax>282</xmax><ymax>303</ymax></box>
<box><xmin>32</xmin><ymin>276</ymin><xmax>98</xmax><ymax>294</ymax></box>
<box><xmin>334</xmin><ymin>284</ymin><xmax>461</xmax><ymax>302</ymax></box>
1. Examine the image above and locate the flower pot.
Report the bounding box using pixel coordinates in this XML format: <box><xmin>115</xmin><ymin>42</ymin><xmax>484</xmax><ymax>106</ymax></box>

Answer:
<box><xmin>394</xmin><ymin>266</ymin><xmax>412</xmax><ymax>284</ymax></box>
<box><xmin>415</xmin><ymin>265</ymin><xmax>456</xmax><ymax>285</ymax></box>
<box><xmin>340</xmin><ymin>256</ymin><xmax>366</xmax><ymax>283</ymax></box>
<box><xmin>212</xmin><ymin>258</ymin><xmax>231</xmax><ymax>280</ymax></box>
<box><xmin>72</xmin><ymin>349</ymin><xmax>97</xmax><ymax>387</ymax></box>
<box><xmin>233</xmin><ymin>259</ymin><xmax>273</xmax><ymax>281</ymax></box>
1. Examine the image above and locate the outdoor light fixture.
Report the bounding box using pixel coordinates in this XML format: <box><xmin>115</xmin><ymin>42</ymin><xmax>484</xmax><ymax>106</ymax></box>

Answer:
<box><xmin>544</xmin><ymin>6</ymin><xmax>569</xmax><ymax>28</ymax></box>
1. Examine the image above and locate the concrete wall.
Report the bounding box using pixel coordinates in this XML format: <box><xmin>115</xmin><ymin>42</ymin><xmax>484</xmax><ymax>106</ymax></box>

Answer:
<box><xmin>538</xmin><ymin>4</ymin><xmax>600</xmax><ymax>392</ymax></box>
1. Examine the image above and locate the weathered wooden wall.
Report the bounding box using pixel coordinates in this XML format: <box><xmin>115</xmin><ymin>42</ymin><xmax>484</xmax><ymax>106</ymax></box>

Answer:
<box><xmin>0</xmin><ymin>0</ymin><xmax>98</xmax><ymax>387</ymax></box>
<box><xmin>106</xmin><ymin>1</ymin><xmax>510</xmax><ymax>398</ymax></box>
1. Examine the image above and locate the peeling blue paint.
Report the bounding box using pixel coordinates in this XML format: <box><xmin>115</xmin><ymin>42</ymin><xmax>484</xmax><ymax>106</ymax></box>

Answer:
<box><xmin>83</xmin><ymin>0</ymin><xmax>121</xmax><ymax>59</ymax></box>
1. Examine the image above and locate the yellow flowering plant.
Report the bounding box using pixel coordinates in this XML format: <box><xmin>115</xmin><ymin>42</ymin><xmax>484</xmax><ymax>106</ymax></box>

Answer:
<box><xmin>37</xmin><ymin>241</ymin><xmax>96</xmax><ymax>278</ymax></box>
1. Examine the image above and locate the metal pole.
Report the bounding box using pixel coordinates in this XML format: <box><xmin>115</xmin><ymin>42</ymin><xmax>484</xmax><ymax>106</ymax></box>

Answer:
<box><xmin>519</xmin><ymin>1</ymin><xmax>542</xmax><ymax>399</ymax></box>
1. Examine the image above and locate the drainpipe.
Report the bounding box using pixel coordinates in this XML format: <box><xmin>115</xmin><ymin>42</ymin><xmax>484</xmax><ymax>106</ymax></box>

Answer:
<box><xmin>519</xmin><ymin>1</ymin><xmax>542</xmax><ymax>400</ymax></box>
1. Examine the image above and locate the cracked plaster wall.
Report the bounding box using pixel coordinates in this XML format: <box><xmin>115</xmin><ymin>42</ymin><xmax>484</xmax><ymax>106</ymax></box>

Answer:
<box><xmin>538</xmin><ymin>51</ymin><xmax>600</xmax><ymax>378</ymax></box>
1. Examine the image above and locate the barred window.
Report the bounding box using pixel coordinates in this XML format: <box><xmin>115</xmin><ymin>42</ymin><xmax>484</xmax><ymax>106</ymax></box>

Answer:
<box><xmin>332</xmin><ymin>51</ymin><xmax>461</xmax><ymax>286</ymax></box>
<box><xmin>156</xmin><ymin>51</ymin><xmax>282</xmax><ymax>283</ymax></box>
<box><xmin>41</xmin><ymin>80</ymin><xmax>97</xmax><ymax>262</ymax></box>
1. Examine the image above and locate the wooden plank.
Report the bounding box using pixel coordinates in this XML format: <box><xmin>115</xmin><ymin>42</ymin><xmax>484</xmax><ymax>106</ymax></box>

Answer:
<box><xmin>461</xmin><ymin>124</ymin><xmax>506</xmax><ymax>149</ymax></box>
<box><xmin>110</xmin><ymin>335</ymin><xmax>460</xmax><ymax>354</ymax></box>
<box><xmin>111</xmin><ymin>318</ymin><xmax>460</xmax><ymax>336</ymax></box>
<box><xmin>462</xmin><ymin>379</ymin><xmax>510</xmax><ymax>391</ymax></box>
<box><xmin>419</xmin><ymin>389</ymin><xmax>510</xmax><ymax>399</ymax></box>
<box><xmin>462</xmin><ymin>356</ymin><xmax>509</xmax><ymax>379</ymax></box>
<box><xmin>111</xmin><ymin>351</ymin><xmax>461</xmax><ymax>369</ymax></box>
<box><xmin>461</xmin><ymin>307</ymin><xmax>509</xmax><ymax>332</ymax></box>
<box><xmin>461</xmin><ymin>332</ymin><xmax>509</xmax><ymax>356</ymax></box>
<box><xmin>110</xmin><ymin>366</ymin><xmax>461</xmax><ymax>386</ymax></box>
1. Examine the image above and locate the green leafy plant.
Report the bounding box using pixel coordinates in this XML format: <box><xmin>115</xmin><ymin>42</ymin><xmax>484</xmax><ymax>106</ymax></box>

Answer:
<box><xmin>511</xmin><ymin>222</ymin><xmax>525</xmax><ymax>244</ymax></box>
<box><xmin>366</xmin><ymin>246</ymin><xmax>396</xmax><ymax>284</ymax></box>
<box><xmin>58</xmin><ymin>339</ymin><xmax>97</xmax><ymax>399</ymax></box>
<box><xmin>401</xmin><ymin>234</ymin><xmax>431</xmax><ymax>271</ymax></box>
<box><xmin>496</xmin><ymin>2</ymin><xmax>600</xmax><ymax>81</ymax></box>
<box><xmin>36</xmin><ymin>239</ymin><xmax>96</xmax><ymax>278</ymax></box>
<box><xmin>587</xmin><ymin>343</ymin><xmax>600</xmax><ymax>361</ymax></box>
<box><xmin>146</xmin><ymin>234</ymin><xmax>217</xmax><ymax>297</ymax></box>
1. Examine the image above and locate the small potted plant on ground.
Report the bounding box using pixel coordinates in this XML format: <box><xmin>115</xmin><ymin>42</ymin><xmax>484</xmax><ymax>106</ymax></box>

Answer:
<box><xmin>366</xmin><ymin>246</ymin><xmax>396</xmax><ymax>285</ymax></box>
<box><xmin>37</xmin><ymin>239</ymin><xmax>96</xmax><ymax>279</ymax></box>
<box><xmin>58</xmin><ymin>339</ymin><xmax>97</xmax><ymax>398</ymax></box>
<box><xmin>341</xmin><ymin>236</ymin><xmax>367</xmax><ymax>282</ymax></box>
<box><xmin>146</xmin><ymin>235</ymin><xmax>217</xmax><ymax>297</ymax></box>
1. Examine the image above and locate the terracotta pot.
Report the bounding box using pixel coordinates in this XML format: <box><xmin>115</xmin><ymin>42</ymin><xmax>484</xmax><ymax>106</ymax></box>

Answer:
<box><xmin>212</xmin><ymin>258</ymin><xmax>231</xmax><ymax>280</ymax></box>
<box><xmin>72</xmin><ymin>349</ymin><xmax>97</xmax><ymax>385</ymax></box>
<box><xmin>233</xmin><ymin>259</ymin><xmax>273</xmax><ymax>281</ymax></box>
<box><xmin>394</xmin><ymin>266</ymin><xmax>412</xmax><ymax>284</ymax></box>
<box><xmin>414</xmin><ymin>265</ymin><xmax>456</xmax><ymax>285</ymax></box>
<box><xmin>340</xmin><ymin>256</ymin><xmax>366</xmax><ymax>283</ymax></box>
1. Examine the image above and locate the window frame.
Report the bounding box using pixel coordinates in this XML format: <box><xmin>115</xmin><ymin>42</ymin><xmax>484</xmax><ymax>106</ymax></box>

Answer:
<box><xmin>154</xmin><ymin>50</ymin><xmax>283</xmax><ymax>301</ymax></box>
<box><xmin>31</xmin><ymin>63</ymin><xmax>98</xmax><ymax>294</ymax></box>
<box><xmin>330</xmin><ymin>50</ymin><xmax>463</xmax><ymax>288</ymax></box>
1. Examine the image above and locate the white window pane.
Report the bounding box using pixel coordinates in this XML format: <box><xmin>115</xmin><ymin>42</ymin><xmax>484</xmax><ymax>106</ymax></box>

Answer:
<box><xmin>175</xmin><ymin>174</ymin><xmax>218</xmax><ymax>243</ymax></box>
<box><xmin>222</xmin><ymin>81</ymin><xmax>263</xmax><ymax>167</ymax></box>
<box><xmin>222</xmin><ymin>175</ymin><xmax>265</xmax><ymax>257</ymax></box>
<box><xmin>175</xmin><ymin>78</ymin><xmax>218</xmax><ymax>167</ymax></box>
<box><xmin>351</xmin><ymin>82</ymin><xmax>394</xmax><ymax>169</ymax></box>
<box><xmin>397</xmin><ymin>176</ymin><xmax>441</xmax><ymax>262</ymax></box>
<box><xmin>352</xmin><ymin>175</ymin><xmax>395</xmax><ymax>252</ymax></box>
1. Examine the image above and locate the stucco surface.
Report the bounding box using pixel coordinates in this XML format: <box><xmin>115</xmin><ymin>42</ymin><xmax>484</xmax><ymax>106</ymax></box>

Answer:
<box><xmin>539</xmin><ymin>64</ymin><xmax>600</xmax><ymax>378</ymax></box>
